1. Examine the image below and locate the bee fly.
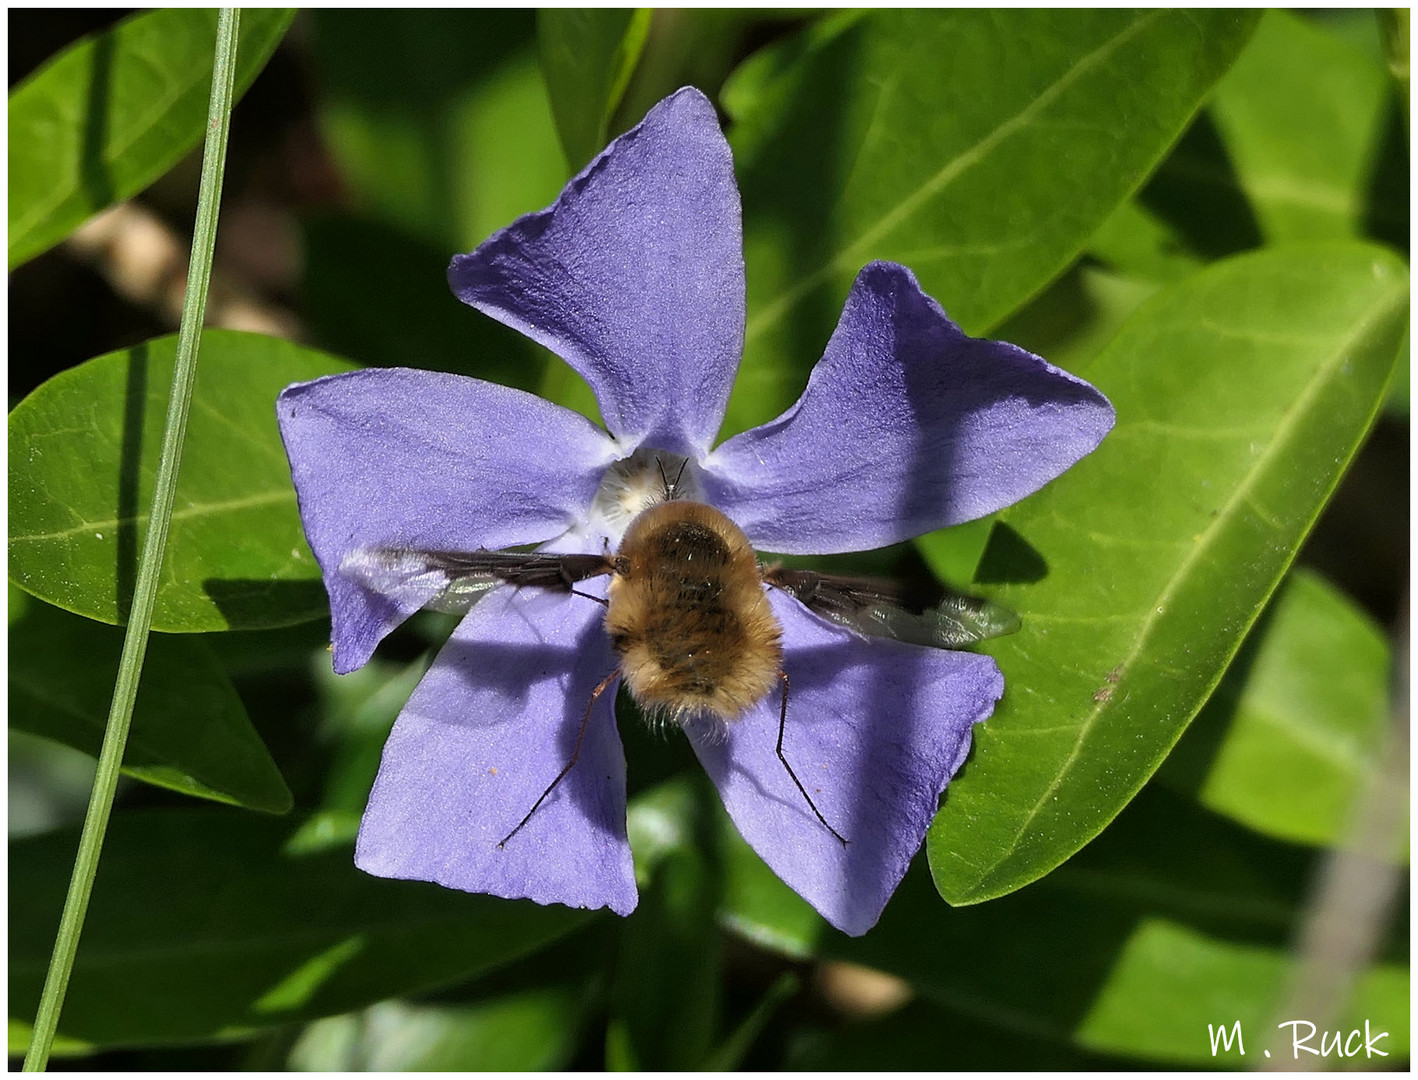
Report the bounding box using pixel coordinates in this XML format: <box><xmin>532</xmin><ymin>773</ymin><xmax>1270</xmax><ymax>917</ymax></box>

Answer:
<box><xmin>345</xmin><ymin>466</ymin><xmax>1018</xmax><ymax>849</ymax></box>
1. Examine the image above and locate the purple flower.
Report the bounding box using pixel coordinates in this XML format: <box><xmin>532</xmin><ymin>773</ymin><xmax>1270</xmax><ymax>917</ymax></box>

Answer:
<box><xmin>276</xmin><ymin>88</ymin><xmax>1113</xmax><ymax>937</ymax></box>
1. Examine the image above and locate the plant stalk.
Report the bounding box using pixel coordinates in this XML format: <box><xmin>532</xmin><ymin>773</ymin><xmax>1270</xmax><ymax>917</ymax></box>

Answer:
<box><xmin>22</xmin><ymin>9</ymin><xmax>243</xmax><ymax>1070</ymax></box>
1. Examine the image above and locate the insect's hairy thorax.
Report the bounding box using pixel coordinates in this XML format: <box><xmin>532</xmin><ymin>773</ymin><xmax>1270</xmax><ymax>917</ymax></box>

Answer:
<box><xmin>605</xmin><ymin>500</ymin><xmax>782</xmax><ymax>723</ymax></box>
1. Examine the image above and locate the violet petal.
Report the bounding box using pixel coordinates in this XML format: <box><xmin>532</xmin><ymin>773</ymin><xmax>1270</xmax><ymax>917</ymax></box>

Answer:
<box><xmin>701</xmin><ymin>261</ymin><xmax>1115</xmax><ymax>553</ymax></box>
<box><xmin>687</xmin><ymin>589</ymin><xmax>1002</xmax><ymax>936</ymax></box>
<box><xmin>449</xmin><ymin>87</ymin><xmax>744</xmax><ymax>457</ymax></box>
<box><xmin>277</xmin><ymin>368</ymin><xmax>616</xmax><ymax>673</ymax></box>
<box><xmin>355</xmin><ymin>584</ymin><xmax>636</xmax><ymax>916</ymax></box>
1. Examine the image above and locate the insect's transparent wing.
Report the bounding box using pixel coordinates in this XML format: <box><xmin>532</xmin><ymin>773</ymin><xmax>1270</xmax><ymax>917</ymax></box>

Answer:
<box><xmin>848</xmin><ymin>592</ymin><xmax>1021</xmax><ymax>648</ymax></box>
<box><xmin>340</xmin><ymin>547</ymin><xmax>613</xmax><ymax>616</ymax></box>
<box><xmin>764</xmin><ymin>567</ymin><xmax>1019</xmax><ymax>649</ymax></box>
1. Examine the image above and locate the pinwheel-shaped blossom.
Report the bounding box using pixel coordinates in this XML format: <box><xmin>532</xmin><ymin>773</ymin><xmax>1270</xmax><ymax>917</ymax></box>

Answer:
<box><xmin>276</xmin><ymin>88</ymin><xmax>1113</xmax><ymax>936</ymax></box>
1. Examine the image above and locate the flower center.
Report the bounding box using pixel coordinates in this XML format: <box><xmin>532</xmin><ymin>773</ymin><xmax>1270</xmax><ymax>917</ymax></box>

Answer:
<box><xmin>585</xmin><ymin>446</ymin><xmax>703</xmax><ymax>545</ymax></box>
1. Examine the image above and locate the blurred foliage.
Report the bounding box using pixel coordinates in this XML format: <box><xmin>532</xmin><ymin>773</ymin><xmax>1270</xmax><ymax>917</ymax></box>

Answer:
<box><xmin>8</xmin><ymin>8</ymin><xmax>1408</xmax><ymax>1070</ymax></box>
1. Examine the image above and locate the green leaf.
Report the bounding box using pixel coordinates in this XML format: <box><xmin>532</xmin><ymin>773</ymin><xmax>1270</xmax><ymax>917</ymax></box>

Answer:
<box><xmin>1087</xmin><ymin>199</ymin><xmax>1213</xmax><ymax>285</ymax></box>
<box><xmin>1209</xmin><ymin>10</ymin><xmax>1402</xmax><ymax>244</ymax></box>
<box><xmin>8</xmin><ymin>809</ymin><xmax>592</xmax><ymax>1050</ymax></box>
<box><xmin>1092</xmin><ymin>11</ymin><xmax>1409</xmax><ymax>283</ymax></box>
<box><xmin>8</xmin><ymin>330</ymin><xmax>357</xmax><ymax>632</ymax></box>
<box><xmin>8</xmin><ymin>1019</ymin><xmax>92</xmax><ymax>1060</ymax></box>
<box><xmin>914</xmin><ymin>517</ymin><xmax>996</xmax><ymax>590</ymax></box>
<box><xmin>724</xmin><ymin>784</ymin><xmax>1408</xmax><ymax>1066</ymax></box>
<box><xmin>309</xmin><ymin>654</ymin><xmax>427</xmax><ymax>818</ymax></box>
<box><xmin>288</xmin><ymin>989</ymin><xmax>589</xmax><ymax>1071</ymax></box>
<box><xmin>1074</xmin><ymin>920</ymin><xmax>1408</xmax><ymax>1064</ymax></box>
<box><xmin>304</xmin><ymin>11</ymin><xmax>570</xmax><ymax>404</ymax></box>
<box><xmin>309</xmin><ymin>10</ymin><xmax>567</xmax><ymax>254</ymax></box>
<box><xmin>1161</xmin><ymin>569</ymin><xmax>1393</xmax><ymax>849</ymax></box>
<box><xmin>7</xmin><ymin>8</ymin><xmax>294</xmax><ymax>270</ymax></box>
<box><xmin>9</xmin><ymin>588</ymin><xmax>290</xmax><ymax>813</ymax></box>
<box><xmin>538</xmin><ymin>9</ymin><xmax>652</xmax><ymax>171</ymax></box>
<box><xmin>609</xmin><ymin>10</ymin><xmax>781</xmax><ymax>138</ymax></box>
<box><xmin>929</xmin><ymin>242</ymin><xmax>1409</xmax><ymax>904</ymax></box>
<box><xmin>722</xmin><ymin>9</ymin><xmax>1259</xmax><ymax>434</ymax></box>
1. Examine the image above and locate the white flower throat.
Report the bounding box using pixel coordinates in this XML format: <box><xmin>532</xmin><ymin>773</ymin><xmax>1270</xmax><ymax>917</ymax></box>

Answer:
<box><xmin>583</xmin><ymin>446</ymin><xmax>703</xmax><ymax>546</ymax></box>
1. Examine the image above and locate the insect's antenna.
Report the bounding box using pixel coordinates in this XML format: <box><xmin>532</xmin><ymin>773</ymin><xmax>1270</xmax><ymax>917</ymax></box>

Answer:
<box><xmin>498</xmin><ymin>667</ymin><xmax>620</xmax><ymax>849</ymax></box>
<box><xmin>776</xmin><ymin>670</ymin><xmax>848</xmax><ymax>846</ymax></box>
<box><xmin>655</xmin><ymin>456</ymin><xmax>691</xmax><ymax>501</ymax></box>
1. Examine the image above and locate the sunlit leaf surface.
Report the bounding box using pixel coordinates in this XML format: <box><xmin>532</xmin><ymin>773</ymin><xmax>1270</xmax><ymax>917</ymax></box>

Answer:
<box><xmin>9</xmin><ymin>330</ymin><xmax>356</xmax><ymax>631</ymax></box>
<box><xmin>722</xmin><ymin>8</ymin><xmax>1258</xmax><ymax>434</ymax></box>
<box><xmin>8</xmin><ymin>8</ymin><xmax>294</xmax><ymax>269</ymax></box>
<box><xmin>1162</xmin><ymin>569</ymin><xmax>1394</xmax><ymax>849</ymax></box>
<box><xmin>929</xmin><ymin>242</ymin><xmax>1408</xmax><ymax>903</ymax></box>
<box><xmin>538</xmin><ymin>9</ymin><xmax>651</xmax><ymax>170</ymax></box>
<box><xmin>1210</xmin><ymin>10</ymin><xmax>1404</xmax><ymax>245</ymax></box>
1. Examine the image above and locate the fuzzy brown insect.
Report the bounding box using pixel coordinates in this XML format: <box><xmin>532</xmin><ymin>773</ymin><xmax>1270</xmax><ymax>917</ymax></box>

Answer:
<box><xmin>347</xmin><ymin>492</ymin><xmax>1018</xmax><ymax>849</ymax></box>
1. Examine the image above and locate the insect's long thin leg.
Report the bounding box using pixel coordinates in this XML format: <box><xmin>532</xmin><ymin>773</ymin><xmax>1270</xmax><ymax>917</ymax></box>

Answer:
<box><xmin>570</xmin><ymin>589</ymin><xmax>609</xmax><ymax>606</ymax></box>
<box><xmin>775</xmin><ymin>670</ymin><xmax>848</xmax><ymax>847</ymax></box>
<box><xmin>498</xmin><ymin>667</ymin><xmax>620</xmax><ymax>849</ymax></box>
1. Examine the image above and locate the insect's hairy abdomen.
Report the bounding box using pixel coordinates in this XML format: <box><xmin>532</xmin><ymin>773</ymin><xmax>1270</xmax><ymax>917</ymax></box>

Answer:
<box><xmin>607</xmin><ymin>501</ymin><xmax>781</xmax><ymax>722</ymax></box>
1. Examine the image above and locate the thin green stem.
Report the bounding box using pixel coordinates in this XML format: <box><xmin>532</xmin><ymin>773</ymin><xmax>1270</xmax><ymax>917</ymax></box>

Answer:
<box><xmin>22</xmin><ymin>9</ymin><xmax>242</xmax><ymax>1071</ymax></box>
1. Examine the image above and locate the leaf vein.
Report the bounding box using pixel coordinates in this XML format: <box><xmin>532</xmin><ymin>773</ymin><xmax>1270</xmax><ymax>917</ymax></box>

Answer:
<box><xmin>976</xmin><ymin>286</ymin><xmax>1402</xmax><ymax>890</ymax></box>
<box><xmin>744</xmin><ymin>10</ymin><xmax>1164</xmax><ymax>343</ymax></box>
<box><xmin>10</xmin><ymin>489</ymin><xmax>293</xmax><ymax>543</ymax></box>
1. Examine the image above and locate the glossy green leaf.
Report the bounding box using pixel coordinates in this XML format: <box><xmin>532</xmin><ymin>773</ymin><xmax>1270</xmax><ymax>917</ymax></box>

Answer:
<box><xmin>1092</xmin><ymin>12</ymin><xmax>1408</xmax><ymax>284</ymax></box>
<box><xmin>1209</xmin><ymin>10</ymin><xmax>1401</xmax><ymax>244</ymax></box>
<box><xmin>7</xmin><ymin>1019</ymin><xmax>92</xmax><ymax>1060</ymax></box>
<box><xmin>915</xmin><ymin>517</ymin><xmax>996</xmax><ymax>590</ymax></box>
<box><xmin>9</xmin><ymin>330</ymin><xmax>356</xmax><ymax>632</ymax></box>
<box><xmin>9</xmin><ymin>589</ymin><xmax>290</xmax><ymax>813</ymax></box>
<box><xmin>310</xmin><ymin>10</ymin><xmax>567</xmax><ymax>254</ymax></box>
<box><xmin>288</xmin><ymin>989</ymin><xmax>589</xmax><ymax>1071</ymax></box>
<box><xmin>928</xmin><ymin>242</ymin><xmax>1409</xmax><ymax>904</ymax></box>
<box><xmin>309</xmin><ymin>653</ymin><xmax>427</xmax><ymax>820</ymax></box>
<box><xmin>1075</xmin><ymin>920</ymin><xmax>1408</xmax><ymax>1064</ymax></box>
<box><xmin>7</xmin><ymin>8</ymin><xmax>294</xmax><ymax>270</ymax></box>
<box><xmin>1162</xmin><ymin>569</ymin><xmax>1392</xmax><ymax>848</ymax></box>
<box><xmin>721</xmin><ymin>9</ymin><xmax>1259</xmax><ymax>434</ymax></box>
<box><xmin>304</xmin><ymin>11</ymin><xmax>569</xmax><ymax>406</ymax></box>
<box><xmin>538</xmin><ymin>9</ymin><xmax>652</xmax><ymax>171</ymax></box>
<box><xmin>610</xmin><ymin>10</ymin><xmax>779</xmax><ymax>136</ymax></box>
<box><xmin>8</xmin><ymin>809</ymin><xmax>592</xmax><ymax>1050</ymax></box>
<box><xmin>725</xmin><ymin>784</ymin><xmax>1409</xmax><ymax>1066</ymax></box>
<box><xmin>1089</xmin><ymin>107</ymin><xmax>1270</xmax><ymax>283</ymax></box>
